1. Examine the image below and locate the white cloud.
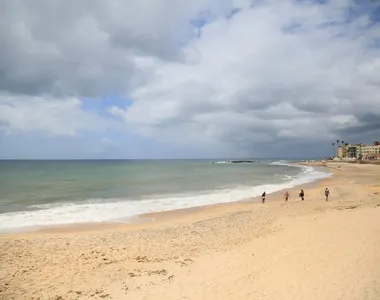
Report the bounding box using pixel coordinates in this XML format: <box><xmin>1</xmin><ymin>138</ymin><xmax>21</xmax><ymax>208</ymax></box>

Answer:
<box><xmin>109</xmin><ymin>0</ymin><xmax>380</xmax><ymax>154</ymax></box>
<box><xmin>0</xmin><ymin>96</ymin><xmax>114</xmax><ymax>136</ymax></box>
<box><xmin>1</xmin><ymin>0</ymin><xmax>380</xmax><ymax>157</ymax></box>
<box><xmin>0</xmin><ymin>0</ymin><xmax>244</xmax><ymax>97</ymax></box>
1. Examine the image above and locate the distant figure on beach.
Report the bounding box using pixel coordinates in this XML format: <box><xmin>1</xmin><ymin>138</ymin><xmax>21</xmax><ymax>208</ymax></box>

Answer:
<box><xmin>325</xmin><ymin>188</ymin><xmax>330</xmax><ymax>201</ymax></box>
<box><xmin>299</xmin><ymin>189</ymin><xmax>305</xmax><ymax>201</ymax></box>
<box><xmin>261</xmin><ymin>192</ymin><xmax>266</xmax><ymax>204</ymax></box>
<box><xmin>284</xmin><ymin>190</ymin><xmax>290</xmax><ymax>201</ymax></box>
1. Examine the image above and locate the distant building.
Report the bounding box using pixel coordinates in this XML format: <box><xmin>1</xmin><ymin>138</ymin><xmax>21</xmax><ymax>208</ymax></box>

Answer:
<box><xmin>337</xmin><ymin>141</ymin><xmax>380</xmax><ymax>160</ymax></box>
<box><xmin>361</xmin><ymin>143</ymin><xmax>380</xmax><ymax>160</ymax></box>
<box><xmin>347</xmin><ymin>144</ymin><xmax>362</xmax><ymax>159</ymax></box>
<box><xmin>337</xmin><ymin>145</ymin><xmax>346</xmax><ymax>158</ymax></box>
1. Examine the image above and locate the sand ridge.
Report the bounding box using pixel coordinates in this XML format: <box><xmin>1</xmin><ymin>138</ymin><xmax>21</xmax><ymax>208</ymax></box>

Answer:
<box><xmin>1</xmin><ymin>163</ymin><xmax>380</xmax><ymax>299</ymax></box>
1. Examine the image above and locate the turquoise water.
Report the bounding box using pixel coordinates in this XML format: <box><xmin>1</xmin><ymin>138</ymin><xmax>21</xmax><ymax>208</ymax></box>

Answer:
<box><xmin>0</xmin><ymin>159</ymin><xmax>330</xmax><ymax>232</ymax></box>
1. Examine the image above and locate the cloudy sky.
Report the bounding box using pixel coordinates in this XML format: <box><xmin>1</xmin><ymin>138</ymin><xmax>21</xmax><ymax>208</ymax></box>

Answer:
<box><xmin>0</xmin><ymin>0</ymin><xmax>379</xmax><ymax>159</ymax></box>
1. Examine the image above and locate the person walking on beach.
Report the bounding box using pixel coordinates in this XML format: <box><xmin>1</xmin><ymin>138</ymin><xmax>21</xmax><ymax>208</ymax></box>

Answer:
<box><xmin>299</xmin><ymin>189</ymin><xmax>305</xmax><ymax>201</ymax></box>
<box><xmin>325</xmin><ymin>188</ymin><xmax>330</xmax><ymax>201</ymax></box>
<box><xmin>284</xmin><ymin>190</ymin><xmax>290</xmax><ymax>201</ymax></box>
<box><xmin>261</xmin><ymin>191</ymin><xmax>266</xmax><ymax>204</ymax></box>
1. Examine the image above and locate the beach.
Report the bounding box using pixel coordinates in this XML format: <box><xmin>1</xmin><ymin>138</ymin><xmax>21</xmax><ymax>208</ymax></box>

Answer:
<box><xmin>1</xmin><ymin>162</ymin><xmax>380</xmax><ymax>300</ymax></box>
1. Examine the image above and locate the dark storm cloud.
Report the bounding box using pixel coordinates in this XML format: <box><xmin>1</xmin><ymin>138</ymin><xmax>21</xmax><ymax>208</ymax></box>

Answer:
<box><xmin>337</xmin><ymin>113</ymin><xmax>380</xmax><ymax>138</ymax></box>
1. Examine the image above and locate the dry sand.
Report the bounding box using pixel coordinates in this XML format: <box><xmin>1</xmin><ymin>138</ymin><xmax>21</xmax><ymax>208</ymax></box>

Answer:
<box><xmin>1</xmin><ymin>163</ymin><xmax>380</xmax><ymax>300</ymax></box>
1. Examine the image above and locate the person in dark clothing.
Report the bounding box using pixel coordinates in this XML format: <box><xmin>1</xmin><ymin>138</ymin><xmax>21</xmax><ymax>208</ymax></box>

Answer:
<box><xmin>299</xmin><ymin>189</ymin><xmax>304</xmax><ymax>201</ymax></box>
<box><xmin>284</xmin><ymin>190</ymin><xmax>290</xmax><ymax>201</ymax></box>
<box><xmin>325</xmin><ymin>188</ymin><xmax>330</xmax><ymax>201</ymax></box>
<box><xmin>261</xmin><ymin>191</ymin><xmax>266</xmax><ymax>204</ymax></box>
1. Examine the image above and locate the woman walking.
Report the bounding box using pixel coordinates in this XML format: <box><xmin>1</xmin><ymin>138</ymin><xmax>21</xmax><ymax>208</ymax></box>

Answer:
<box><xmin>284</xmin><ymin>190</ymin><xmax>290</xmax><ymax>201</ymax></box>
<box><xmin>325</xmin><ymin>188</ymin><xmax>330</xmax><ymax>201</ymax></box>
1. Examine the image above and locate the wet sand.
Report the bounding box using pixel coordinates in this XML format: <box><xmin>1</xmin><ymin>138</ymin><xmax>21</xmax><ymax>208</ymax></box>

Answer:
<box><xmin>1</xmin><ymin>163</ymin><xmax>380</xmax><ymax>300</ymax></box>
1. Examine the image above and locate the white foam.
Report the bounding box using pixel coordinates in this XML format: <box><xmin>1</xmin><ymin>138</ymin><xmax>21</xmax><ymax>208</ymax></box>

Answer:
<box><xmin>0</xmin><ymin>162</ymin><xmax>331</xmax><ymax>233</ymax></box>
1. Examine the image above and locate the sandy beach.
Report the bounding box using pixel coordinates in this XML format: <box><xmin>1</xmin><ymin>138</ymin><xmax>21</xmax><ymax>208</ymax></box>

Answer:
<box><xmin>1</xmin><ymin>163</ymin><xmax>380</xmax><ymax>300</ymax></box>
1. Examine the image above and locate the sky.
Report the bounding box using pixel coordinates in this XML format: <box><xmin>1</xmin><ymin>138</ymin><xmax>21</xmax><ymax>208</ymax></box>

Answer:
<box><xmin>0</xmin><ymin>0</ymin><xmax>380</xmax><ymax>159</ymax></box>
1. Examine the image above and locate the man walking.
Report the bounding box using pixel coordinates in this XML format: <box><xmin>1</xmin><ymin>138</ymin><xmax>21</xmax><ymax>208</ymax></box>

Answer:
<box><xmin>299</xmin><ymin>189</ymin><xmax>305</xmax><ymax>201</ymax></box>
<box><xmin>261</xmin><ymin>191</ymin><xmax>266</xmax><ymax>204</ymax></box>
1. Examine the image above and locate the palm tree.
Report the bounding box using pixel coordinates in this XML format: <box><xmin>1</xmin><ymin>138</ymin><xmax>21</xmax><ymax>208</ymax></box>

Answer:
<box><xmin>336</xmin><ymin>140</ymin><xmax>340</xmax><ymax>156</ymax></box>
<box><xmin>332</xmin><ymin>142</ymin><xmax>335</xmax><ymax>157</ymax></box>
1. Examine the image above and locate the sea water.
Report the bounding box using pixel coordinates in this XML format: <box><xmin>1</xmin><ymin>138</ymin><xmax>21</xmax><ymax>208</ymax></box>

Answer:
<box><xmin>0</xmin><ymin>159</ymin><xmax>331</xmax><ymax>232</ymax></box>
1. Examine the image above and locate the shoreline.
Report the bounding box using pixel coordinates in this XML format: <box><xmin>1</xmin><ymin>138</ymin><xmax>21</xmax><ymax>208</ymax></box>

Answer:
<box><xmin>1</xmin><ymin>162</ymin><xmax>380</xmax><ymax>299</ymax></box>
<box><xmin>0</xmin><ymin>162</ymin><xmax>332</xmax><ymax>236</ymax></box>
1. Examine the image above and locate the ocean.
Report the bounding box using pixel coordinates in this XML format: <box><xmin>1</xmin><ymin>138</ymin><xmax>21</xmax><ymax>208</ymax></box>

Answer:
<box><xmin>0</xmin><ymin>159</ymin><xmax>331</xmax><ymax>233</ymax></box>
